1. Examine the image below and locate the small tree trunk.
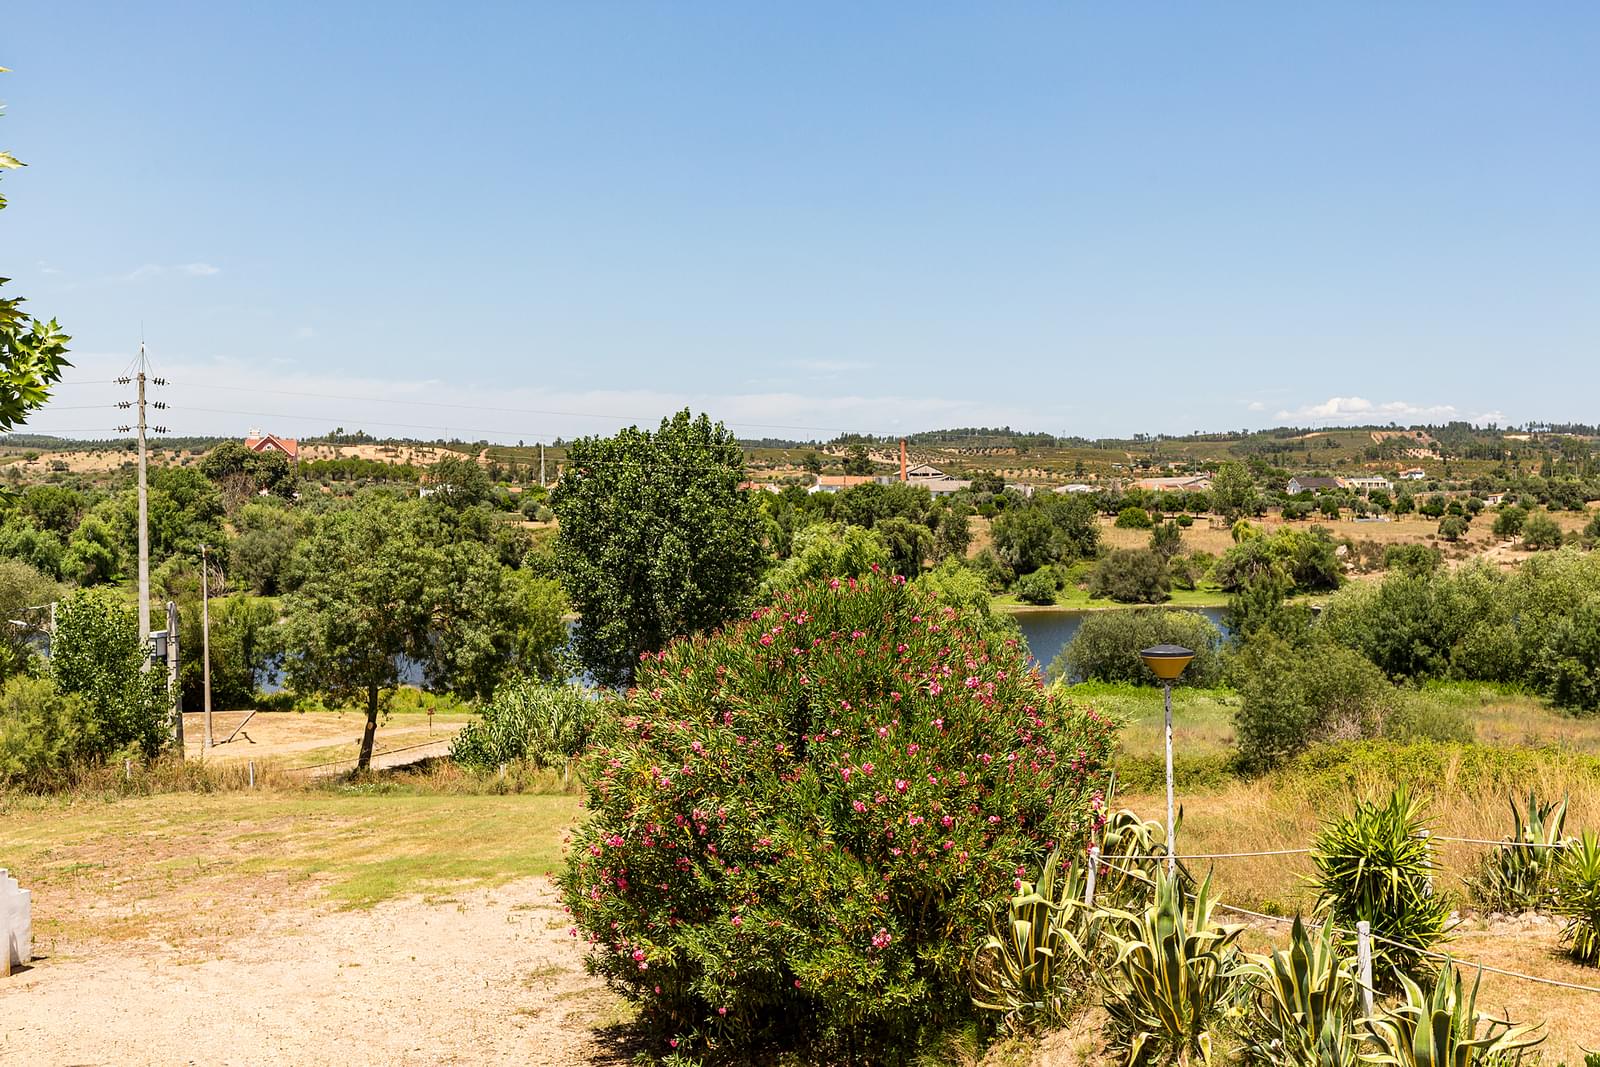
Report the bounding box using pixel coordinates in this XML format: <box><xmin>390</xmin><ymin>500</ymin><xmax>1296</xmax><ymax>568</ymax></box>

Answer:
<box><xmin>357</xmin><ymin>684</ymin><xmax>379</xmax><ymax>771</ymax></box>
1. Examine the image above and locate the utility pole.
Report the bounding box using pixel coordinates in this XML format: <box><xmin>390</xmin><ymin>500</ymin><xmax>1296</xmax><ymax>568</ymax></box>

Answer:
<box><xmin>201</xmin><ymin>544</ymin><xmax>213</xmax><ymax>749</ymax></box>
<box><xmin>136</xmin><ymin>350</ymin><xmax>150</xmax><ymax>643</ymax></box>
<box><xmin>116</xmin><ymin>344</ymin><xmax>167</xmax><ymax>657</ymax></box>
<box><xmin>539</xmin><ymin>444</ymin><xmax>545</xmax><ymax>488</ymax></box>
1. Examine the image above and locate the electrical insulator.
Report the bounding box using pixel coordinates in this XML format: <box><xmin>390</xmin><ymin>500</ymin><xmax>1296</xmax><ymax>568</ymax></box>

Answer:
<box><xmin>153</xmin><ymin>401</ymin><xmax>167</xmax><ymax>410</ymax></box>
<box><xmin>116</xmin><ymin>426</ymin><xmax>131</xmax><ymax>433</ymax></box>
<box><xmin>153</xmin><ymin>426</ymin><xmax>168</xmax><ymax>434</ymax></box>
<box><xmin>116</xmin><ymin>401</ymin><xmax>132</xmax><ymax>409</ymax></box>
<box><xmin>114</xmin><ymin>376</ymin><xmax>132</xmax><ymax>385</ymax></box>
<box><xmin>152</xmin><ymin>377</ymin><xmax>168</xmax><ymax>386</ymax></box>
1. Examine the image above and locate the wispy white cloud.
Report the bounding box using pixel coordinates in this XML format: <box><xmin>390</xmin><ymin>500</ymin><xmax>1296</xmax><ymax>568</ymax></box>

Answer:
<box><xmin>1274</xmin><ymin>395</ymin><xmax>1504</xmax><ymax>426</ymax></box>
<box><xmin>118</xmin><ymin>262</ymin><xmax>221</xmax><ymax>282</ymax></box>
<box><xmin>26</xmin><ymin>351</ymin><xmax>1057</xmax><ymax>443</ymax></box>
<box><xmin>786</xmin><ymin>358</ymin><xmax>873</xmax><ymax>374</ymax></box>
<box><xmin>1245</xmin><ymin>400</ymin><xmax>1266</xmax><ymax>412</ymax></box>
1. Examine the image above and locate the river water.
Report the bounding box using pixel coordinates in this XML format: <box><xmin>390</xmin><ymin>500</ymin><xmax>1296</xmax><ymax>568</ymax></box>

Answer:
<box><xmin>1011</xmin><ymin>606</ymin><xmax>1229</xmax><ymax>678</ymax></box>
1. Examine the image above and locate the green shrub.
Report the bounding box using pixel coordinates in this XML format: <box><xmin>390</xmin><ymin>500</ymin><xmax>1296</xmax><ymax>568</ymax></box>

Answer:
<box><xmin>49</xmin><ymin>588</ymin><xmax>169</xmax><ymax>762</ymax></box>
<box><xmin>449</xmin><ymin>678</ymin><xmax>598</xmax><ymax>771</ymax></box>
<box><xmin>1087</xmin><ymin>548</ymin><xmax>1171</xmax><ymax>604</ymax></box>
<box><xmin>1553</xmin><ymin>831</ymin><xmax>1600</xmax><ymax>964</ymax></box>
<box><xmin>1381</xmin><ymin>696</ymin><xmax>1473</xmax><ymax>744</ymax></box>
<box><xmin>1311</xmin><ymin>788</ymin><xmax>1451</xmax><ymax>987</ymax></box>
<box><xmin>559</xmin><ymin>575</ymin><xmax>1117</xmax><ymax>1062</ymax></box>
<box><xmin>1492</xmin><ymin>504</ymin><xmax>1527</xmax><ymax>539</ymax></box>
<box><xmin>1114</xmin><ymin>505</ymin><xmax>1152</xmax><ymax>529</ymax></box>
<box><xmin>1383</xmin><ymin>542</ymin><xmax>1442</xmax><ymax>577</ymax></box>
<box><xmin>1230</xmin><ymin>635</ymin><xmax>1396</xmax><ymax>771</ymax></box>
<box><xmin>1521</xmin><ymin>510</ymin><xmax>1564</xmax><ymax>551</ymax></box>
<box><xmin>1437</xmin><ymin>514</ymin><xmax>1469</xmax><ymax>542</ymax></box>
<box><xmin>1014</xmin><ymin>567</ymin><xmax>1057</xmax><ymax>606</ymax></box>
<box><xmin>178</xmin><ymin>595</ymin><xmax>277</xmax><ymax>713</ymax></box>
<box><xmin>0</xmin><ymin>675</ymin><xmax>92</xmax><ymax>789</ymax></box>
<box><xmin>1052</xmin><ymin>609</ymin><xmax>1224</xmax><ymax>687</ymax></box>
<box><xmin>1465</xmin><ymin>792</ymin><xmax>1569</xmax><ymax>913</ymax></box>
<box><xmin>1148</xmin><ymin>520</ymin><xmax>1182</xmax><ymax>559</ymax></box>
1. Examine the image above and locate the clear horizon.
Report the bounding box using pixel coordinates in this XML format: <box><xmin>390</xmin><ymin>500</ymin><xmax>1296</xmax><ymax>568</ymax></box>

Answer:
<box><xmin>5</xmin><ymin>4</ymin><xmax>1598</xmax><ymax>444</ymax></box>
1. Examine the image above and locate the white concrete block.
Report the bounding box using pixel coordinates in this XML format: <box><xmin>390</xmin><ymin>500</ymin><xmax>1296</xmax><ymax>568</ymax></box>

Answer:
<box><xmin>0</xmin><ymin>868</ymin><xmax>31</xmax><ymax>971</ymax></box>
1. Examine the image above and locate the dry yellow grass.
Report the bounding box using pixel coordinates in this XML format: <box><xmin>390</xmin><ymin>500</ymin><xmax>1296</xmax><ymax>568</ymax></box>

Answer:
<box><xmin>1114</xmin><ymin>763</ymin><xmax>1600</xmax><ymax>1060</ymax></box>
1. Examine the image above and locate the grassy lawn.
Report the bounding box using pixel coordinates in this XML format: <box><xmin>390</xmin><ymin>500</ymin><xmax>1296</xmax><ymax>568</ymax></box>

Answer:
<box><xmin>2</xmin><ymin>790</ymin><xmax>584</xmax><ymax>951</ymax></box>
<box><xmin>1061</xmin><ymin>679</ymin><xmax>1600</xmax><ymax>763</ymax></box>
<box><xmin>992</xmin><ymin>585</ymin><xmax>1230</xmax><ymax>611</ymax></box>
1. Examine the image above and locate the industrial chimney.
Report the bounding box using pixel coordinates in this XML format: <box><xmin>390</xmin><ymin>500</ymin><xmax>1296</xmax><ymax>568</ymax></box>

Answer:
<box><xmin>900</xmin><ymin>439</ymin><xmax>908</xmax><ymax>482</ymax></box>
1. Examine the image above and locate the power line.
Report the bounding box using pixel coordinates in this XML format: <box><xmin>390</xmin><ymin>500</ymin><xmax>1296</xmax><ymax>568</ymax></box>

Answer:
<box><xmin>161</xmin><ymin>380</ymin><xmax>866</xmax><ymax>436</ymax></box>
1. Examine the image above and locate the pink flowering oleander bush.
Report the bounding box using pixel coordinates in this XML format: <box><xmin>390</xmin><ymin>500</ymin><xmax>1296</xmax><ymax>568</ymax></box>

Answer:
<box><xmin>558</xmin><ymin>573</ymin><xmax>1117</xmax><ymax>1063</ymax></box>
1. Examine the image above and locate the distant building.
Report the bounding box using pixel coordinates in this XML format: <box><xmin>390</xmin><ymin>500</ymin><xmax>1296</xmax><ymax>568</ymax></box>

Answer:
<box><xmin>1344</xmin><ymin>475</ymin><xmax>1394</xmax><ymax>494</ymax></box>
<box><xmin>244</xmin><ymin>430</ymin><xmax>299</xmax><ymax>462</ymax></box>
<box><xmin>1287</xmin><ymin>476</ymin><xmax>1342</xmax><ymax>495</ymax></box>
<box><xmin>1399</xmin><ymin>467</ymin><xmax>1427</xmax><ymax>481</ymax></box>
<box><xmin>1054</xmin><ymin>483</ymin><xmax>1096</xmax><ymax>494</ymax></box>
<box><xmin>1131</xmin><ymin>474</ymin><xmax>1212</xmax><ymax>492</ymax></box>
<box><xmin>809</xmin><ymin>474</ymin><xmax>879</xmax><ymax>494</ymax></box>
<box><xmin>877</xmin><ymin>462</ymin><xmax>973</xmax><ymax>497</ymax></box>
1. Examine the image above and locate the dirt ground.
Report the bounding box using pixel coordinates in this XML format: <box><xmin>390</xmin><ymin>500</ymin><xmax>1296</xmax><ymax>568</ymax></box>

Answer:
<box><xmin>181</xmin><ymin>711</ymin><xmax>468</xmax><ymax>769</ymax></box>
<box><xmin>0</xmin><ymin>878</ymin><xmax>626</xmax><ymax>1067</ymax></box>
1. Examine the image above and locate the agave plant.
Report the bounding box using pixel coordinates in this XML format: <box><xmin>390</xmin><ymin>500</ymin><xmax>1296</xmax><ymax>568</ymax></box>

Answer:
<box><xmin>1466</xmin><ymin>791</ymin><xmax>1570</xmax><ymax>913</ymax></box>
<box><xmin>1095</xmin><ymin>804</ymin><xmax>1194</xmax><ymax>911</ymax></box>
<box><xmin>1237</xmin><ymin>916</ymin><xmax>1360</xmax><ymax>1067</ymax></box>
<box><xmin>1311</xmin><ymin>787</ymin><xmax>1452</xmax><ymax>987</ymax></box>
<box><xmin>1101</xmin><ymin>871</ymin><xmax>1244</xmax><ymax>1066</ymax></box>
<box><xmin>1553</xmin><ymin>830</ymin><xmax>1600</xmax><ymax>964</ymax></box>
<box><xmin>1360</xmin><ymin>961</ymin><xmax>1543</xmax><ymax>1065</ymax></box>
<box><xmin>972</xmin><ymin>847</ymin><xmax>1103</xmax><ymax>1031</ymax></box>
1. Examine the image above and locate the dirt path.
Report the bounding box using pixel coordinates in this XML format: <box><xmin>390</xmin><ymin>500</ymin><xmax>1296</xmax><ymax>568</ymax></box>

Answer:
<box><xmin>0</xmin><ymin>879</ymin><xmax>625</xmax><ymax>1067</ymax></box>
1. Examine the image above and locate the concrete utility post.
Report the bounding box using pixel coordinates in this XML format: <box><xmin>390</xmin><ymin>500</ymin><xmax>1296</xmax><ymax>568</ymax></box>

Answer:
<box><xmin>166</xmin><ymin>600</ymin><xmax>183</xmax><ymax>749</ymax></box>
<box><xmin>201</xmin><ymin>544</ymin><xmax>213</xmax><ymax>749</ymax></box>
<box><xmin>117</xmin><ymin>344</ymin><xmax>167</xmax><ymax>670</ymax></box>
<box><xmin>1140</xmin><ymin>644</ymin><xmax>1195</xmax><ymax>875</ymax></box>
<box><xmin>136</xmin><ymin>348</ymin><xmax>150</xmax><ymax>645</ymax></box>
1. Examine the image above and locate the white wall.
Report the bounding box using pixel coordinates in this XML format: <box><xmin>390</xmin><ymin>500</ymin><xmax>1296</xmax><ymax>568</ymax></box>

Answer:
<box><xmin>1</xmin><ymin>868</ymin><xmax>31</xmax><ymax>972</ymax></box>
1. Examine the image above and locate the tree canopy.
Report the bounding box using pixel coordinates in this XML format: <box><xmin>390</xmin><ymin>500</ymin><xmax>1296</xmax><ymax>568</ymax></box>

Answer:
<box><xmin>553</xmin><ymin>410</ymin><xmax>765</xmax><ymax>686</ymax></box>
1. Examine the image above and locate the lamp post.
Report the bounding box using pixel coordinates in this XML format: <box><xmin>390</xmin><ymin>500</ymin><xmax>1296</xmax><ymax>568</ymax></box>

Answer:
<box><xmin>1140</xmin><ymin>644</ymin><xmax>1194</xmax><ymax>874</ymax></box>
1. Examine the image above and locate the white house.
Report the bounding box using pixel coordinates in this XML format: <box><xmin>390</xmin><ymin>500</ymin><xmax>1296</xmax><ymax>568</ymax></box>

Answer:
<box><xmin>1399</xmin><ymin>468</ymin><xmax>1427</xmax><ymax>481</ymax></box>
<box><xmin>1287</xmin><ymin>476</ymin><xmax>1342</xmax><ymax>495</ymax></box>
<box><xmin>1344</xmin><ymin>475</ymin><xmax>1394</xmax><ymax>495</ymax></box>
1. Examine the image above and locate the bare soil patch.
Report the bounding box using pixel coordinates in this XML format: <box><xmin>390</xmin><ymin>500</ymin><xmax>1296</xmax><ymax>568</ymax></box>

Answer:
<box><xmin>0</xmin><ymin>878</ymin><xmax>624</xmax><ymax>1067</ymax></box>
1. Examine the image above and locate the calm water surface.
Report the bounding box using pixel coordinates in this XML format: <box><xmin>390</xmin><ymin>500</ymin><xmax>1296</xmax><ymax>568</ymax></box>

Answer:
<box><xmin>1013</xmin><ymin>606</ymin><xmax>1229</xmax><ymax>677</ymax></box>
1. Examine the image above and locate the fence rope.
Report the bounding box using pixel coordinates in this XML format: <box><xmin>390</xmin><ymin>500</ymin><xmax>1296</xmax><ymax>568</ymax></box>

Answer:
<box><xmin>1090</xmin><ymin>857</ymin><xmax>1600</xmax><ymax>996</ymax></box>
<box><xmin>1432</xmin><ymin>835</ymin><xmax>1569</xmax><ymax>849</ymax></box>
<box><xmin>281</xmin><ymin>739</ymin><xmax>450</xmax><ymax>774</ymax></box>
<box><xmin>1118</xmin><ymin>847</ymin><xmax>1313</xmax><ymax>861</ymax></box>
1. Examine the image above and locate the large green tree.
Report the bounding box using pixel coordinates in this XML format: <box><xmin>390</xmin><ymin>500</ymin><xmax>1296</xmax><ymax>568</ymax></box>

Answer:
<box><xmin>280</xmin><ymin>495</ymin><xmax>569</xmax><ymax>766</ymax></box>
<box><xmin>1209</xmin><ymin>461</ymin><xmax>1260</xmax><ymax>523</ymax></box>
<box><xmin>279</xmin><ymin>496</ymin><xmax>436</xmax><ymax>769</ymax></box>
<box><xmin>0</xmin><ymin>68</ymin><xmax>70</xmax><ymax>436</ymax></box>
<box><xmin>553</xmin><ymin>410</ymin><xmax>765</xmax><ymax>685</ymax></box>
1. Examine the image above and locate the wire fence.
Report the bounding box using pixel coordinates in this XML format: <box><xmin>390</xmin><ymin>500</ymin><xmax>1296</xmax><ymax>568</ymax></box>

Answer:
<box><xmin>1088</xmin><ymin>839</ymin><xmax>1600</xmax><ymax>998</ymax></box>
<box><xmin>277</xmin><ymin>739</ymin><xmax>451</xmax><ymax>775</ymax></box>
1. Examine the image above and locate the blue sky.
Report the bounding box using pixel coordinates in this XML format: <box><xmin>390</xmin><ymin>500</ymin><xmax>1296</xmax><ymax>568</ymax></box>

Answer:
<box><xmin>3</xmin><ymin>4</ymin><xmax>1597</xmax><ymax>443</ymax></box>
